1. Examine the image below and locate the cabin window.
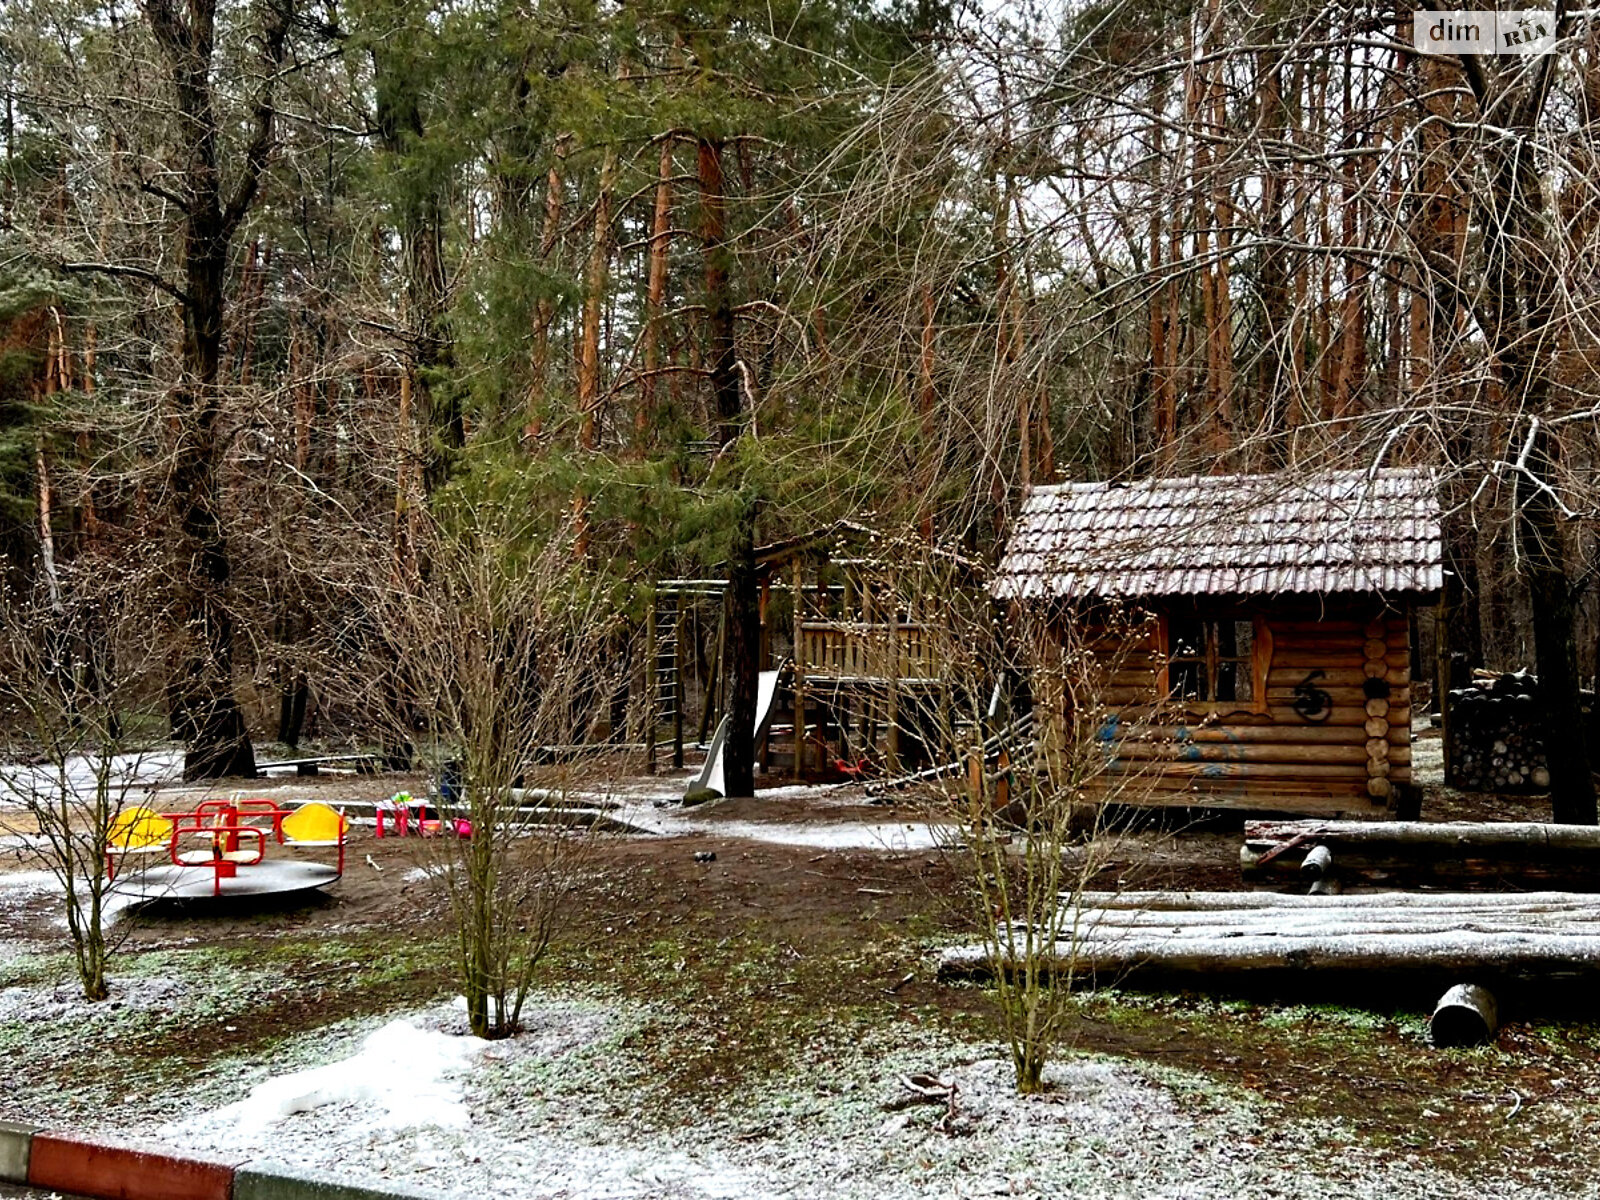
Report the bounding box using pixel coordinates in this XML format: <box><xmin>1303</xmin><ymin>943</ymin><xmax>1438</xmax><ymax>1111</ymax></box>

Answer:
<box><xmin>1163</xmin><ymin>615</ymin><xmax>1266</xmax><ymax>708</ymax></box>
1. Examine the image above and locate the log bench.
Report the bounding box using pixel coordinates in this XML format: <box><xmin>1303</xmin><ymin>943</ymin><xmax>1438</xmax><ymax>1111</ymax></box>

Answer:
<box><xmin>257</xmin><ymin>753</ymin><xmax>384</xmax><ymax>777</ymax></box>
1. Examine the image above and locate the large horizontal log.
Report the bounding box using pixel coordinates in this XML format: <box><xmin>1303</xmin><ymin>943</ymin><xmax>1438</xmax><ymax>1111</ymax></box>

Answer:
<box><xmin>937</xmin><ymin>928</ymin><xmax>1600</xmax><ymax>991</ymax></box>
<box><xmin>1242</xmin><ymin>820</ymin><xmax>1600</xmax><ymax>886</ymax></box>
<box><xmin>1070</xmin><ymin>889</ymin><xmax>1599</xmax><ymax>911</ymax></box>
<box><xmin>1246</xmin><ymin>819</ymin><xmax>1600</xmax><ymax>853</ymax></box>
<box><xmin>1104</xmin><ymin>758</ymin><xmax>1374</xmax><ymax>780</ymax></box>
<box><xmin>1117</xmin><ymin>723</ymin><xmax>1403</xmax><ymax>747</ymax></box>
<box><xmin>936</xmin><ymin>891</ymin><xmax>1600</xmax><ymax>998</ymax></box>
<box><xmin>1106</xmin><ymin>742</ymin><xmax>1371</xmax><ymax>765</ymax></box>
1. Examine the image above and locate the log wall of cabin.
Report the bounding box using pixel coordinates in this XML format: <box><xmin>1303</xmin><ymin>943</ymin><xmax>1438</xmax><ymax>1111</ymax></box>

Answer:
<box><xmin>1059</xmin><ymin>598</ymin><xmax>1414</xmax><ymax>815</ymax></box>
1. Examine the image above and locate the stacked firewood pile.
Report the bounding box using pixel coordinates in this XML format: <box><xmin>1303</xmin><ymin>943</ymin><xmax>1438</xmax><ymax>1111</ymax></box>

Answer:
<box><xmin>1447</xmin><ymin>670</ymin><xmax>1559</xmax><ymax>792</ymax></box>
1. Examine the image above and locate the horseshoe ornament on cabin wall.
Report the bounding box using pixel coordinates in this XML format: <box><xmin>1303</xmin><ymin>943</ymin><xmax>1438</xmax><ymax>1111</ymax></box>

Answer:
<box><xmin>1292</xmin><ymin>670</ymin><xmax>1334</xmax><ymax>723</ymax></box>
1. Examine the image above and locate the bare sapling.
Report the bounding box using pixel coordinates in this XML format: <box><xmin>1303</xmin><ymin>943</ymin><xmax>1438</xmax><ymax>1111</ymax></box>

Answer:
<box><xmin>877</xmin><ymin>553</ymin><xmax>1156</xmax><ymax>1093</ymax></box>
<box><xmin>371</xmin><ymin>506</ymin><xmax>626</xmax><ymax>1039</ymax></box>
<box><xmin>0</xmin><ymin>554</ymin><xmax>167</xmax><ymax>1001</ymax></box>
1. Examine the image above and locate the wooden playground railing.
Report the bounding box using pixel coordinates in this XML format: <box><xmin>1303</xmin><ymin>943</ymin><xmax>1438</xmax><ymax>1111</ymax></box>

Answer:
<box><xmin>799</xmin><ymin>621</ymin><xmax>939</xmax><ymax>682</ymax></box>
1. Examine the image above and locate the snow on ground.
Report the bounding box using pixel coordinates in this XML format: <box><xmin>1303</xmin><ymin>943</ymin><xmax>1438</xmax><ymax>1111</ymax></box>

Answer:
<box><xmin>0</xmin><ymin>974</ymin><xmax>188</xmax><ymax>1023</ymax></box>
<box><xmin>140</xmin><ymin>995</ymin><xmax>1580</xmax><ymax>1200</ymax></box>
<box><xmin>669</xmin><ymin>819</ymin><xmax>951</xmax><ymax>851</ymax></box>
<box><xmin>0</xmin><ymin>749</ymin><xmax>182</xmax><ymax>811</ymax></box>
<box><xmin>1412</xmin><ymin>730</ymin><xmax>1445</xmax><ymax>787</ymax></box>
<box><xmin>0</xmin><ymin>865</ymin><xmax>143</xmax><ymax>934</ymax></box>
<box><xmin>604</xmin><ymin>803</ymin><xmax>956</xmax><ymax>851</ymax></box>
<box><xmin>564</xmin><ymin>770</ymin><xmax>958</xmax><ymax>851</ymax></box>
<box><xmin>172</xmin><ymin>1016</ymin><xmax>486</xmax><ymax>1137</ymax></box>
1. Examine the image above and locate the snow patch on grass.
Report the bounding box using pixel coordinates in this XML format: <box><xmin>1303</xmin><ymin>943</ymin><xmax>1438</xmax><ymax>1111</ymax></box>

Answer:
<box><xmin>0</xmin><ymin>749</ymin><xmax>182</xmax><ymax>811</ymax></box>
<box><xmin>167</xmin><ymin>1017</ymin><xmax>486</xmax><ymax>1138</ymax></box>
<box><xmin>0</xmin><ymin>865</ymin><xmax>142</xmax><ymax>931</ymax></box>
<box><xmin>0</xmin><ymin>974</ymin><xmax>188</xmax><ymax>1022</ymax></box>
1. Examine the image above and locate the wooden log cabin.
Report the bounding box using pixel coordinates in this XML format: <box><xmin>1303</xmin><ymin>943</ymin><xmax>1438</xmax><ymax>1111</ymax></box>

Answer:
<box><xmin>993</xmin><ymin>468</ymin><xmax>1442</xmax><ymax>816</ymax></box>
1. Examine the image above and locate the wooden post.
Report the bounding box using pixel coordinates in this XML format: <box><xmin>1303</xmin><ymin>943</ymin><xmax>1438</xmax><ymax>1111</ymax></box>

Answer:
<box><xmin>697</xmin><ymin>607</ymin><xmax>725</xmax><ymax>745</ymax></box>
<box><xmin>759</xmin><ymin>577</ymin><xmax>770</xmax><ymax>671</ymax></box>
<box><xmin>673</xmin><ymin>597</ymin><xmax>684</xmax><ymax>769</ymax></box>
<box><xmin>1435</xmin><ymin>598</ymin><xmax>1452</xmax><ymax>784</ymax></box>
<box><xmin>886</xmin><ymin>598</ymin><xmax>901</xmax><ymax>775</ymax></box>
<box><xmin>646</xmin><ymin>600</ymin><xmax>657</xmax><ymax>774</ymax></box>
<box><xmin>793</xmin><ymin>559</ymin><xmax>807</xmax><ymax>780</ymax></box>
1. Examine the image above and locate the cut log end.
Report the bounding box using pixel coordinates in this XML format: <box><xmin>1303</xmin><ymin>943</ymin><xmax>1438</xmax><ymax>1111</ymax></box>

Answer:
<box><xmin>1301</xmin><ymin>844</ymin><xmax>1332</xmax><ymax>880</ymax></box>
<box><xmin>1430</xmin><ymin>983</ymin><xmax>1498</xmax><ymax>1048</ymax></box>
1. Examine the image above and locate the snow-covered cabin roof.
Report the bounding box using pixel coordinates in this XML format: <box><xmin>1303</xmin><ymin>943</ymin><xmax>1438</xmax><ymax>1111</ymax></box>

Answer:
<box><xmin>993</xmin><ymin>467</ymin><xmax>1442</xmax><ymax>601</ymax></box>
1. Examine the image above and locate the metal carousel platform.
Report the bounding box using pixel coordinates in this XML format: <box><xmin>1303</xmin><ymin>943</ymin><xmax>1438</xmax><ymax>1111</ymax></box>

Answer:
<box><xmin>110</xmin><ymin>859</ymin><xmax>342</xmax><ymax>903</ymax></box>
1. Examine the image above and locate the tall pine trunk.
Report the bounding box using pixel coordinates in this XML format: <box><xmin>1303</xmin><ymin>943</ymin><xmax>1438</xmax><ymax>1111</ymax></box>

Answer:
<box><xmin>638</xmin><ymin>138</ymin><xmax>674</xmax><ymax>451</ymax></box>
<box><xmin>699</xmin><ymin>136</ymin><xmax>758</xmax><ymax>798</ymax></box>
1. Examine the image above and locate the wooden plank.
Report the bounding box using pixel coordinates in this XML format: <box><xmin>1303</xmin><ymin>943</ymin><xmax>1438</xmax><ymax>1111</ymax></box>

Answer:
<box><xmin>1267</xmin><ymin>667</ymin><xmax>1406</xmax><ymax>688</ymax></box>
<box><xmin>1100</xmin><ymin>704</ymin><xmax>1382</xmax><ymax>727</ymax></box>
<box><xmin>1082</xmin><ymin>772</ymin><xmax>1368</xmax><ymax>796</ymax></box>
<box><xmin>1268</xmin><ymin>654</ymin><xmax>1411</xmax><ymax>672</ymax></box>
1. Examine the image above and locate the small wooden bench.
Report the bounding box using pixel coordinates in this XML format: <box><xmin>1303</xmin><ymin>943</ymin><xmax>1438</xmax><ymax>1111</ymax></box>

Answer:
<box><xmin>258</xmin><ymin>753</ymin><xmax>384</xmax><ymax>777</ymax></box>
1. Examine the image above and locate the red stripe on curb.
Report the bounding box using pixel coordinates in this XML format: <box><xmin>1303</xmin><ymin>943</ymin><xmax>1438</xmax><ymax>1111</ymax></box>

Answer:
<box><xmin>28</xmin><ymin>1132</ymin><xmax>238</xmax><ymax>1200</ymax></box>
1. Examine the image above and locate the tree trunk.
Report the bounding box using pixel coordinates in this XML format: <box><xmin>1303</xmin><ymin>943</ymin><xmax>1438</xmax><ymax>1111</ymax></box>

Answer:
<box><xmin>172</xmin><ymin>236</ymin><xmax>256</xmax><ymax>780</ymax></box>
<box><xmin>699</xmin><ymin>135</ymin><xmax>757</xmax><ymax>799</ymax></box>
<box><xmin>638</xmin><ymin>138</ymin><xmax>674</xmax><ymax>451</ymax></box>
<box><xmin>1520</xmin><ymin>425</ymin><xmax>1596</xmax><ymax>824</ymax></box>
<box><xmin>573</xmin><ymin>146</ymin><xmax>617</xmax><ymax>552</ymax></box>
<box><xmin>918</xmin><ymin>282</ymin><xmax>937</xmax><ymax>540</ymax></box>
<box><xmin>373</xmin><ymin>42</ymin><xmax>458</xmax><ymax>494</ymax></box>
<box><xmin>528</xmin><ymin>135</ymin><xmax>569</xmax><ymax>441</ymax></box>
<box><xmin>138</xmin><ymin>0</ymin><xmax>289</xmax><ymax>781</ymax></box>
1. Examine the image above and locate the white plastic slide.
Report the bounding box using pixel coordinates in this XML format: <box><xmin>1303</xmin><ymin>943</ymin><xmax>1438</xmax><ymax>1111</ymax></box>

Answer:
<box><xmin>687</xmin><ymin>668</ymin><xmax>783</xmax><ymax>800</ymax></box>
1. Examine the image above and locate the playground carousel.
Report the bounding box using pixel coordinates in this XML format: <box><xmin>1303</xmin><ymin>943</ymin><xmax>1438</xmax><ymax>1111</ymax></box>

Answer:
<box><xmin>105</xmin><ymin>798</ymin><xmax>349</xmax><ymax>903</ymax></box>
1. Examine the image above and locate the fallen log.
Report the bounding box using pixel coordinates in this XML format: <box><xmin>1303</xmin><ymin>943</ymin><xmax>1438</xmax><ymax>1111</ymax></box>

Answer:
<box><xmin>1064</xmin><ymin>888</ymin><xmax>1600</xmax><ymax>911</ymax></box>
<box><xmin>1241</xmin><ymin>820</ymin><xmax>1600</xmax><ymax>888</ymax></box>
<box><xmin>938</xmin><ymin>891</ymin><xmax>1600</xmax><ymax>1006</ymax></box>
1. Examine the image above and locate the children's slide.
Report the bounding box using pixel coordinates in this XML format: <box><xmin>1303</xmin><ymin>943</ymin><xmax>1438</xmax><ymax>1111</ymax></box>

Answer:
<box><xmin>687</xmin><ymin>668</ymin><xmax>783</xmax><ymax>801</ymax></box>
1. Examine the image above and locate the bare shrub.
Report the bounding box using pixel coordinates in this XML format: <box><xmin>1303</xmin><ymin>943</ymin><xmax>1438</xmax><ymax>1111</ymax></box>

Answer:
<box><xmin>854</xmin><ymin>540</ymin><xmax>1158</xmax><ymax>1092</ymax></box>
<box><xmin>954</xmin><ymin>607</ymin><xmax>1159</xmax><ymax>1093</ymax></box>
<box><xmin>0</xmin><ymin>550</ymin><xmax>167</xmax><ymax>1001</ymax></box>
<box><xmin>365</xmin><ymin>507</ymin><xmax>625</xmax><ymax>1039</ymax></box>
